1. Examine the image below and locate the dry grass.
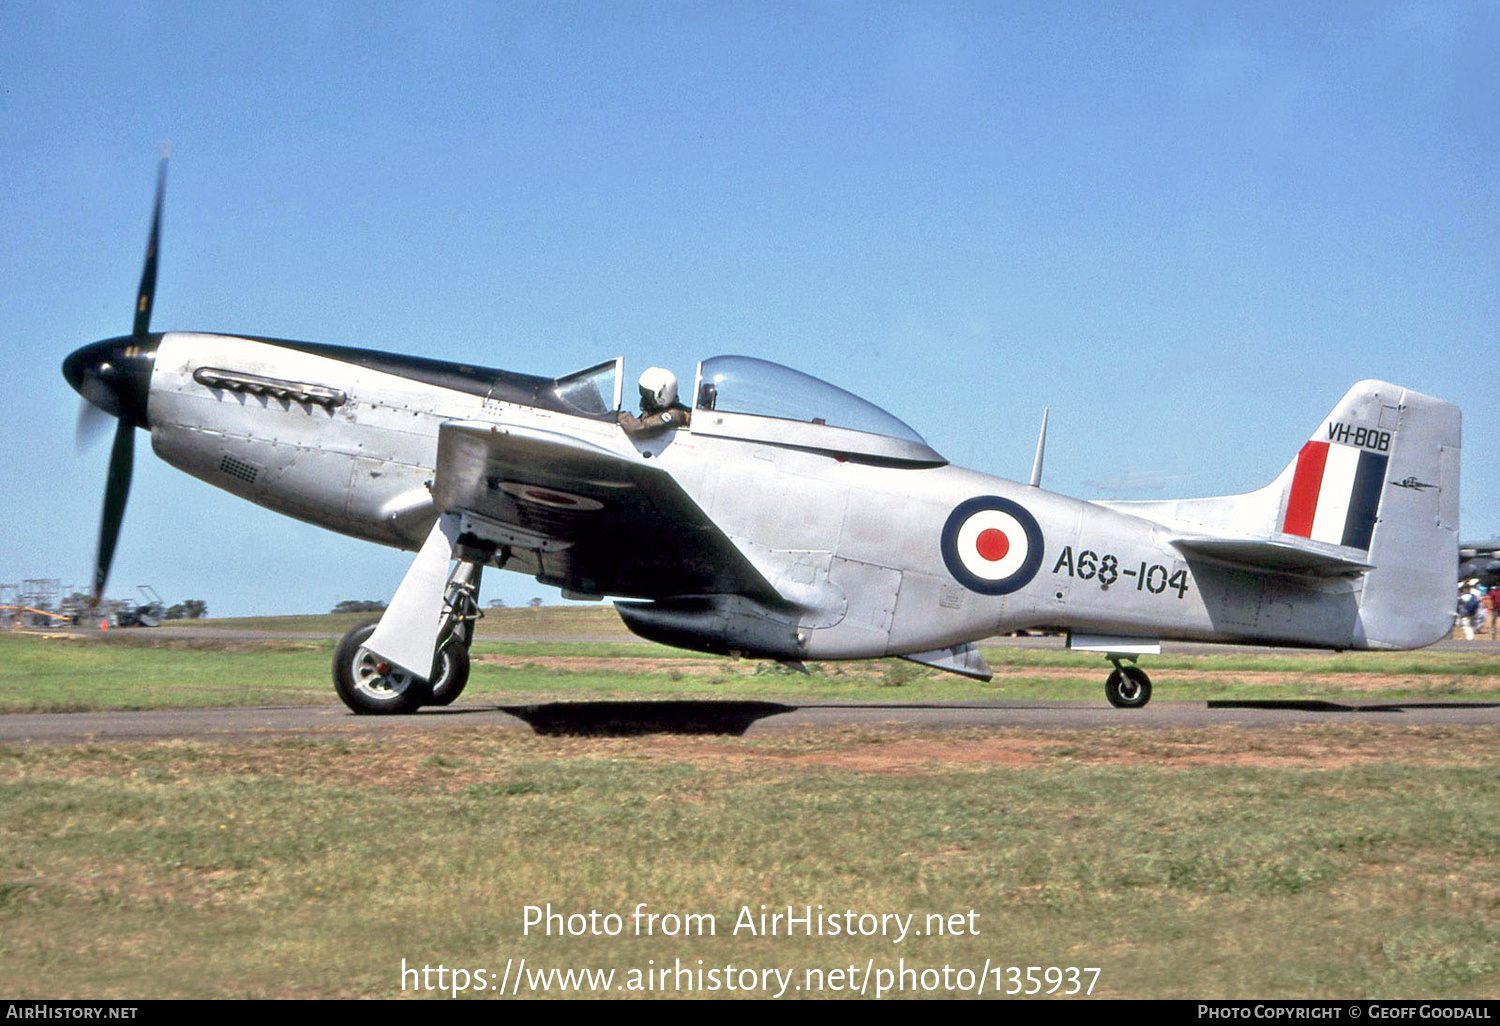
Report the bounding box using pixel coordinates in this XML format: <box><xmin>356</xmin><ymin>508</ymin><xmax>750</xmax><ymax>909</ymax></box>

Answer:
<box><xmin>1</xmin><ymin>723</ymin><xmax>1498</xmax><ymax>998</ymax></box>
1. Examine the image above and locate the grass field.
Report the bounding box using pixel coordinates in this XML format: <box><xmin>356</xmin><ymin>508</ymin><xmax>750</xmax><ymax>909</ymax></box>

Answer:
<box><xmin>1</xmin><ymin>725</ymin><xmax>1497</xmax><ymax>998</ymax></box>
<box><xmin>3</xmin><ymin>610</ymin><xmax>1499</xmax><ymax>713</ymax></box>
<box><xmin>1</xmin><ymin>612</ymin><xmax>1497</xmax><ymax>999</ymax></box>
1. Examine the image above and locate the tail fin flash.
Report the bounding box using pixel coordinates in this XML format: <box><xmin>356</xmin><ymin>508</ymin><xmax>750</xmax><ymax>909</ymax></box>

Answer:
<box><xmin>1307</xmin><ymin>381</ymin><xmax>1460</xmax><ymax>648</ymax></box>
<box><xmin>1280</xmin><ymin>430</ymin><xmax>1388</xmax><ymax>550</ymax></box>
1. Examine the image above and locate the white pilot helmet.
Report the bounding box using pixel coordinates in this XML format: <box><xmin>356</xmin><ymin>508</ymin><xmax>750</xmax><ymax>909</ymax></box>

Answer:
<box><xmin>638</xmin><ymin>367</ymin><xmax>678</xmax><ymax>412</ymax></box>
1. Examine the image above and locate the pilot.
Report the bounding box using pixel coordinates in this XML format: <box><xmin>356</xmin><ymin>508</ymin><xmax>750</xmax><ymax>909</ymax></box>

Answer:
<box><xmin>638</xmin><ymin>367</ymin><xmax>679</xmax><ymax>415</ymax></box>
<box><xmin>619</xmin><ymin>367</ymin><xmax>691</xmax><ymax>437</ymax></box>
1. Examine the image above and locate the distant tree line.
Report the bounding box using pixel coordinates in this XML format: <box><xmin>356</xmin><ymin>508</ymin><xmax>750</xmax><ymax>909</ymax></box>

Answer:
<box><xmin>332</xmin><ymin>600</ymin><xmax>389</xmax><ymax>614</ymax></box>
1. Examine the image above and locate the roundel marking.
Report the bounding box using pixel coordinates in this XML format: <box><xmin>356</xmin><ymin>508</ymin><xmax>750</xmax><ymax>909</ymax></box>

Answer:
<box><xmin>941</xmin><ymin>496</ymin><xmax>1044</xmax><ymax>595</ymax></box>
<box><xmin>498</xmin><ymin>481</ymin><xmax>605</xmax><ymax>512</ymax></box>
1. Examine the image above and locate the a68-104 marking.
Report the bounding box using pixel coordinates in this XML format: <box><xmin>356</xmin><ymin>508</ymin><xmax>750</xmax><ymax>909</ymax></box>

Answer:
<box><xmin>1051</xmin><ymin>546</ymin><xmax>1189</xmax><ymax>599</ymax></box>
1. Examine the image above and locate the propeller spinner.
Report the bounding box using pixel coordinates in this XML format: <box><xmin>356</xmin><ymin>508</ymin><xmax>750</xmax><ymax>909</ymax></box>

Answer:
<box><xmin>63</xmin><ymin>153</ymin><xmax>167</xmax><ymax>604</ymax></box>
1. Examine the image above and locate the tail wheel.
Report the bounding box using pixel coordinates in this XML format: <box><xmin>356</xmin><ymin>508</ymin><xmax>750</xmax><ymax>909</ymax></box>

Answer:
<box><xmin>333</xmin><ymin>620</ymin><xmax>433</xmax><ymax>715</ymax></box>
<box><xmin>1105</xmin><ymin>665</ymin><xmax>1152</xmax><ymax>709</ymax></box>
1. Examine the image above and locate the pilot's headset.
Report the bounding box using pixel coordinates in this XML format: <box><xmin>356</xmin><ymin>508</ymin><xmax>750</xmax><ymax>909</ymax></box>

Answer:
<box><xmin>638</xmin><ymin>367</ymin><xmax>678</xmax><ymax>413</ymax></box>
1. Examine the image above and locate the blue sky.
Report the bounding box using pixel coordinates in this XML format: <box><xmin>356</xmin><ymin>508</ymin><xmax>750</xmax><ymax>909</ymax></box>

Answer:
<box><xmin>2</xmin><ymin>1</ymin><xmax>1496</xmax><ymax>616</ymax></box>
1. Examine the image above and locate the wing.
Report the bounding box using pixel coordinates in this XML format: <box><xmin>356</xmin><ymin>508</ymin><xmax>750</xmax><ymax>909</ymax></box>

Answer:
<box><xmin>431</xmin><ymin>420</ymin><xmax>781</xmax><ymax>603</ymax></box>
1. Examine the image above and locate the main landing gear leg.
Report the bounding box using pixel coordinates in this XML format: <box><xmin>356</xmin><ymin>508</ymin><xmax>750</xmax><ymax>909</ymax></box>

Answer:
<box><xmin>1104</xmin><ymin>655</ymin><xmax>1152</xmax><ymax>709</ymax></box>
<box><xmin>426</xmin><ymin>560</ymin><xmax>481</xmax><ymax>707</ymax></box>
<box><xmin>333</xmin><ymin>514</ymin><xmax>484</xmax><ymax>715</ymax></box>
<box><xmin>332</xmin><ymin>558</ymin><xmax>481</xmax><ymax>715</ymax></box>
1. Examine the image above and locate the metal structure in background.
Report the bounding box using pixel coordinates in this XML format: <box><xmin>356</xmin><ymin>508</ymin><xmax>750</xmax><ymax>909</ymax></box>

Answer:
<box><xmin>0</xmin><ymin>579</ymin><xmax>70</xmax><ymax>629</ymax></box>
<box><xmin>0</xmin><ymin>580</ymin><xmax>167</xmax><ymax>629</ymax></box>
<box><xmin>113</xmin><ymin>585</ymin><xmax>165</xmax><ymax>627</ymax></box>
<box><xmin>21</xmin><ymin>579</ymin><xmax>59</xmax><ymax>613</ymax></box>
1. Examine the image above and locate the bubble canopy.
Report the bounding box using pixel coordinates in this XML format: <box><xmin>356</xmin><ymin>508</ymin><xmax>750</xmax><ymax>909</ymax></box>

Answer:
<box><xmin>692</xmin><ymin>355</ymin><xmax>929</xmax><ymax>446</ymax></box>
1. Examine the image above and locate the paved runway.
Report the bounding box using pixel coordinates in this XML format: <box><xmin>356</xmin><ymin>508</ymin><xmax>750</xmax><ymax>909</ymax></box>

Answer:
<box><xmin>2</xmin><ymin>696</ymin><xmax>1497</xmax><ymax>744</ymax></box>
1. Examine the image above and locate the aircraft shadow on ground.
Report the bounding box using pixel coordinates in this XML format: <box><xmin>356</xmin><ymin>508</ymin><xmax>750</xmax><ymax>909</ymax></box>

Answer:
<box><xmin>496</xmin><ymin>700</ymin><xmax>798</xmax><ymax>736</ymax></box>
<box><xmin>1206</xmin><ymin>699</ymin><xmax>1500</xmax><ymax>712</ymax></box>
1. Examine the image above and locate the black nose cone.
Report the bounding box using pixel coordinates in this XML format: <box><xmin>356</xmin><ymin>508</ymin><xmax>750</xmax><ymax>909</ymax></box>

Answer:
<box><xmin>63</xmin><ymin>335</ymin><xmax>159</xmax><ymax>429</ymax></box>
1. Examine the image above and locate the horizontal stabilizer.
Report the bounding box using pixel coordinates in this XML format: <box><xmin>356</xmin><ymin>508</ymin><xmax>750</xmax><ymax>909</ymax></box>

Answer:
<box><xmin>900</xmin><ymin>643</ymin><xmax>993</xmax><ymax>681</ymax></box>
<box><xmin>1172</xmin><ymin>535</ymin><xmax>1374</xmax><ymax>577</ymax></box>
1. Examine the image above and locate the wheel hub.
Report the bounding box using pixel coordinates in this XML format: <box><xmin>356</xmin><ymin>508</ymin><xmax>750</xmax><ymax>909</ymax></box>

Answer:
<box><xmin>352</xmin><ymin>647</ymin><xmax>414</xmax><ymax>700</ymax></box>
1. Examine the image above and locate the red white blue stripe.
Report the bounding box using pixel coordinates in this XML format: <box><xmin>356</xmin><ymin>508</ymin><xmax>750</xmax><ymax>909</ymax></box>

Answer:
<box><xmin>1281</xmin><ymin>441</ymin><xmax>1387</xmax><ymax>550</ymax></box>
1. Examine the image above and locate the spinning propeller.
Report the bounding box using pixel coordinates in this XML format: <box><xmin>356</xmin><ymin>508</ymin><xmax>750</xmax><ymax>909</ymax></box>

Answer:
<box><xmin>62</xmin><ymin>151</ymin><xmax>168</xmax><ymax>605</ymax></box>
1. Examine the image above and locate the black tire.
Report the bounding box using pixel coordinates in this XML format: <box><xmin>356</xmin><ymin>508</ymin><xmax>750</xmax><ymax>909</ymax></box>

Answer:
<box><xmin>426</xmin><ymin>640</ymin><xmax>470</xmax><ymax>706</ymax></box>
<box><xmin>1105</xmin><ymin>665</ymin><xmax>1152</xmax><ymax>709</ymax></box>
<box><xmin>333</xmin><ymin>620</ymin><xmax>433</xmax><ymax>715</ymax></box>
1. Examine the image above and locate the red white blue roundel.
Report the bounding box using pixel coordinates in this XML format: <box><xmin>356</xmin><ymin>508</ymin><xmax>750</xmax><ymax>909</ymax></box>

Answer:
<box><xmin>941</xmin><ymin>496</ymin><xmax>1044</xmax><ymax>595</ymax></box>
<box><xmin>498</xmin><ymin>481</ymin><xmax>604</xmax><ymax>512</ymax></box>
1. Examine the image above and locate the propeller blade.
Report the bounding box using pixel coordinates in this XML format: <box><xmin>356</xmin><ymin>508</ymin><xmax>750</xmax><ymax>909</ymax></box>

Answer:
<box><xmin>132</xmin><ymin>149</ymin><xmax>168</xmax><ymax>337</ymax></box>
<box><xmin>92</xmin><ymin>419</ymin><xmax>135</xmax><ymax>604</ymax></box>
<box><xmin>75</xmin><ymin>397</ymin><xmax>111</xmax><ymax>450</ymax></box>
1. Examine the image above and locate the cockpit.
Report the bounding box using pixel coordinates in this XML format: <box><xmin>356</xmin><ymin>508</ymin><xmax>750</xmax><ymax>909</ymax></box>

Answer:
<box><xmin>551</xmin><ymin>354</ymin><xmax>946</xmax><ymax>466</ymax></box>
<box><xmin>691</xmin><ymin>356</ymin><xmax>929</xmax><ymax>444</ymax></box>
<box><xmin>688</xmin><ymin>355</ymin><xmax>946</xmax><ymax>465</ymax></box>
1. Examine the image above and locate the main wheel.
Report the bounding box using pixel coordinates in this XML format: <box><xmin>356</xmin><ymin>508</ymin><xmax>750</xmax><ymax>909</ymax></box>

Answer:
<box><xmin>1105</xmin><ymin>665</ymin><xmax>1152</xmax><ymax>709</ymax></box>
<box><xmin>333</xmin><ymin>620</ymin><xmax>433</xmax><ymax>715</ymax></box>
<box><xmin>425</xmin><ymin>640</ymin><xmax>470</xmax><ymax>706</ymax></box>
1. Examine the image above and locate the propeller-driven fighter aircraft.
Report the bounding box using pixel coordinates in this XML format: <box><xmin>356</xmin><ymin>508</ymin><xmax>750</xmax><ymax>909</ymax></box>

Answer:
<box><xmin>66</xmin><ymin>159</ymin><xmax>1463</xmax><ymax>712</ymax></box>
